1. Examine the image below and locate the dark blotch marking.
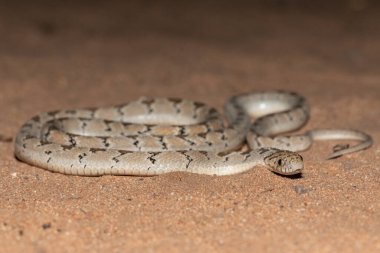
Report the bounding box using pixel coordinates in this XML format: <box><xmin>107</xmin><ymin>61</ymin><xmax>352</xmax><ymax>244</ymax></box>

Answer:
<box><xmin>122</xmin><ymin>122</ymin><xmax>132</xmax><ymax>127</ymax></box>
<box><xmin>141</xmin><ymin>98</ymin><xmax>155</xmax><ymax>105</ymax></box>
<box><xmin>141</xmin><ymin>98</ymin><xmax>155</xmax><ymax>113</ymax></box>
<box><xmin>36</xmin><ymin>141</ymin><xmax>51</xmax><ymax>147</ymax></box>
<box><xmin>178</xmin><ymin>151</ymin><xmax>194</xmax><ymax>168</ymax></box>
<box><xmin>69</xmin><ymin>135</ymin><xmax>77</xmax><ymax>147</ymax></box>
<box><xmin>22</xmin><ymin>123</ymin><xmax>33</xmax><ymax>129</ymax></box>
<box><xmin>243</xmin><ymin>153</ymin><xmax>251</xmax><ymax>161</ymax></box>
<box><xmin>47</xmin><ymin>110</ymin><xmax>59</xmax><ymax>117</ymax></box>
<box><xmin>103</xmin><ymin>120</ymin><xmax>113</xmax><ymax>132</ymax></box>
<box><xmin>254</xmin><ymin>138</ymin><xmax>262</xmax><ymax>147</ymax></box>
<box><xmin>199</xmin><ymin>151</ymin><xmax>210</xmax><ymax>160</ymax></box>
<box><xmin>65</xmin><ymin>110</ymin><xmax>77</xmax><ymax>115</ymax></box>
<box><xmin>179</xmin><ymin>136</ymin><xmax>196</xmax><ymax>146</ymax></box>
<box><xmin>31</xmin><ymin>115</ymin><xmax>41</xmax><ymax>122</ymax></box>
<box><xmin>147</xmin><ymin>152</ymin><xmax>159</xmax><ymax>164</ymax></box>
<box><xmin>168</xmin><ymin>98</ymin><xmax>182</xmax><ymax>103</ymax></box>
<box><xmin>89</xmin><ymin>148</ymin><xmax>107</xmax><ymax>153</ymax></box>
<box><xmin>258</xmin><ymin>148</ymin><xmax>271</xmax><ymax>155</ymax></box>
<box><xmin>288</xmin><ymin>91</ymin><xmax>298</xmax><ymax>96</ymax></box>
<box><xmin>79</xmin><ymin>120</ymin><xmax>89</xmax><ymax>133</ymax></box>
<box><xmin>78</xmin><ymin>153</ymin><xmax>87</xmax><ymax>163</ymax></box>
<box><xmin>193</xmin><ymin>101</ymin><xmax>205</xmax><ymax>109</ymax></box>
<box><xmin>99</xmin><ymin>137</ymin><xmax>110</xmax><ymax>147</ymax></box>
<box><xmin>205</xmin><ymin>122</ymin><xmax>213</xmax><ymax>133</ymax></box>
<box><xmin>117</xmin><ymin>105</ymin><xmax>126</xmax><ymax>117</ymax></box>
<box><xmin>197</xmin><ymin>132</ymin><xmax>207</xmax><ymax>138</ymax></box>
<box><xmin>118</xmin><ymin>150</ymin><xmax>133</xmax><ymax>155</ymax></box>
<box><xmin>112</xmin><ymin>150</ymin><xmax>132</xmax><ymax>163</ymax></box>
<box><xmin>168</xmin><ymin>98</ymin><xmax>182</xmax><ymax>114</ymax></box>
<box><xmin>158</xmin><ymin>136</ymin><xmax>168</xmax><ymax>150</ymax></box>
<box><xmin>208</xmin><ymin>108</ymin><xmax>218</xmax><ymax>115</ymax></box>
<box><xmin>42</xmin><ymin>124</ymin><xmax>57</xmax><ymax>141</ymax></box>
<box><xmin>179</xmin><ymin>126</ymin><xmax>186</xmax><ymax>136</ymax></box>
<box><xmin>137</xmin><ymin>125</ymin><xmax>152</xmax><ymax>135</ymax></box>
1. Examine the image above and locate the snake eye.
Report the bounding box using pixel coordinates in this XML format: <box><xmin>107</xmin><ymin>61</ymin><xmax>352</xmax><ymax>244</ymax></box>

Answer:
<box><xmin>264</xmin><ymin>150</ymin><xmax>304</xmax><ymax>175</ymax></box>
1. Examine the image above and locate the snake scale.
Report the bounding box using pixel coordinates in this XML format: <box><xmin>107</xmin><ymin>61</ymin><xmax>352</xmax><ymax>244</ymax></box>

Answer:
<box><xmin>14</xmin><ymin>91</ymin><xmax>373</xmax><ymax>176</ymax></box>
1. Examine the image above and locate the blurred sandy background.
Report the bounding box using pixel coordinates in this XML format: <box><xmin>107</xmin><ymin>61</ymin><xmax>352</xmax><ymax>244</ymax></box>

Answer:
<box><xmin>0</xmin><ymin>0</ymin><xmax>379</xmax><ymax>252</ymax></box>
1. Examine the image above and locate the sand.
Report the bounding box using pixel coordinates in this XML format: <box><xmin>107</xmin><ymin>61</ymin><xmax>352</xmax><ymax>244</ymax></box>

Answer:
<box><xmin>0</xmin><ymin>1</ymin><xmax>379</xmax><ymax>252</ymax></box>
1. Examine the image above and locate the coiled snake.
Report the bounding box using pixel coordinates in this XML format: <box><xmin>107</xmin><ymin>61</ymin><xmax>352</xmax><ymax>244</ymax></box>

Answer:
<box><xmin>14</xmin><ymin>91</ymin><xmax>372</xmax><ymax>176</ymax></box>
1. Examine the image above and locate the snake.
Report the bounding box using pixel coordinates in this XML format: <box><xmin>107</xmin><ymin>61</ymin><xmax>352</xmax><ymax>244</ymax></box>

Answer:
<box><xmin>14</xmin><ymin>91</ymin><xmax>373</xmax><ymax>176</ymax></box>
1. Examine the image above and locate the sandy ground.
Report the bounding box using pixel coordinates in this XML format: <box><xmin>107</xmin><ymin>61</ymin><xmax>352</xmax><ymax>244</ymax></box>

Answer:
<box><xmin>0</xmin><ymin>1</ymin><xmax>379</xmax><ymax>252</ymax></box>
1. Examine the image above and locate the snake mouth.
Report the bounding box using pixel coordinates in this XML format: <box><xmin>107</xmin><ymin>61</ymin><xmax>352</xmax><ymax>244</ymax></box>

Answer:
<box><xmin>279</xmin><ymin>162</ymin><xmax>303</xmax><ymax>175</ymax></box>
<box><xmin>263</xmin><ymin>150</ymin><xmax>304</xmax><ymax>175</ymax></box>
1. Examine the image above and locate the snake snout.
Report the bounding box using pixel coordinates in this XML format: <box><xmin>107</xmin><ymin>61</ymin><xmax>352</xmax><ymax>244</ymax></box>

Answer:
<box><xmin>264</xmin><ymin>150</ymin><xmax>304</xmax><ymax>175</ymax></box>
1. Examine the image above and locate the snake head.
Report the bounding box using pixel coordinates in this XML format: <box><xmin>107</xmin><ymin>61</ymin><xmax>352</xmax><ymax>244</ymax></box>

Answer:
<box><xmin>263</xmin><ymin>150</ymin><xmax>303</xmax><ymax>175</ymax></box>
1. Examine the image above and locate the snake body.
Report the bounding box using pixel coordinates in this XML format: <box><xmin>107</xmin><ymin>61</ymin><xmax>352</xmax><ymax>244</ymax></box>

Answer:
<box><xmin>14</xmin><ymin>91</ymin><xmax>373</xmax><ymax>176</ymax></box>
